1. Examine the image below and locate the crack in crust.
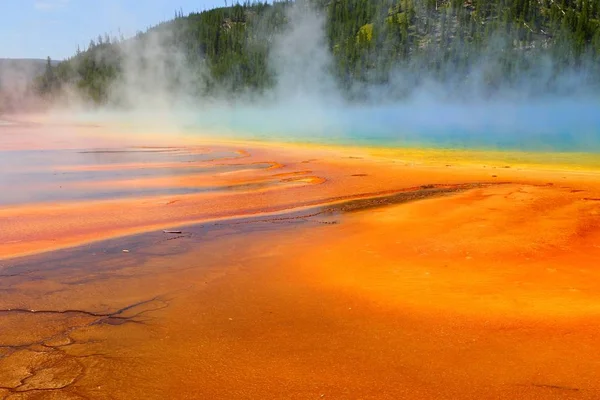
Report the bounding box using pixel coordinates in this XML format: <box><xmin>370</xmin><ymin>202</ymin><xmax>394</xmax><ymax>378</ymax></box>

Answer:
<box><xmin>0</xmin><ymin>295</ymin><xmax>170</xmax><ymax>397</ymax></box>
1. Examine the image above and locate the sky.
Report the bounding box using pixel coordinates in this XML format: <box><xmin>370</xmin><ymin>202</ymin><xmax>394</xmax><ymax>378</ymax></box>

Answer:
<box><xmin>0</xmin><ymin>0</ymin><xmax>238</xmax><ymax>60</ymax></box>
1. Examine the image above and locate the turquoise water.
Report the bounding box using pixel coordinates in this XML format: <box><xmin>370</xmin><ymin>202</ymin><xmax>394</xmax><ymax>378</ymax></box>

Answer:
<box><xmin>184</xmin><ymin>99</ymin><xmax>600</xmax><ymax>152</ymax></box>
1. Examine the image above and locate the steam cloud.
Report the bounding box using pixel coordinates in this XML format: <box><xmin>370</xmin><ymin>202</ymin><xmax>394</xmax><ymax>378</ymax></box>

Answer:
<box><xmin>3</xmin><ymin>0</ymin><xmax>600</xmax><ymax>151</ymax></box>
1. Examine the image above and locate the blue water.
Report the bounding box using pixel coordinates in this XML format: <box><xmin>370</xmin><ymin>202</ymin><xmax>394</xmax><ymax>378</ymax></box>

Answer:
<box><xmin>186</xmin><ymin>99</ymin><xmax>600</xmax><ymax>152</ymax></box>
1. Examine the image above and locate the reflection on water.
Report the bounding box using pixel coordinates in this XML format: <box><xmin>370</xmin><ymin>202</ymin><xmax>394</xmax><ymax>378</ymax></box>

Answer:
<box><xmin>0</xmin><ymin>147</ymin><xmax>277</xmax><ymax>205</ymax></box>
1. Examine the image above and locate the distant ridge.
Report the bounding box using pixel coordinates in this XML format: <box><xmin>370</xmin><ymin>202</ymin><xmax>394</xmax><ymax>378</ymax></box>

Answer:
<box><xmin>0</xmin><ymin>58</ymin><xmax>60</xmax><ymax>69</ymax></box>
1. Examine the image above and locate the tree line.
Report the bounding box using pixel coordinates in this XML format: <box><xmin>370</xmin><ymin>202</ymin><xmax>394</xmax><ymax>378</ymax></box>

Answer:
<box><xmin>36</xmin><ymin>0</ymin><xmax>600</xmax><ymax>104</ymax></box>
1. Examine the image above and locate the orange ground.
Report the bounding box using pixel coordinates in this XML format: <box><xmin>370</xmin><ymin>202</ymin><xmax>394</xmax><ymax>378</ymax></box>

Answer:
<box><xmin>1</xmin><ymin>117</ymin><xmax>600</xmax><ymax>399</ymax></box>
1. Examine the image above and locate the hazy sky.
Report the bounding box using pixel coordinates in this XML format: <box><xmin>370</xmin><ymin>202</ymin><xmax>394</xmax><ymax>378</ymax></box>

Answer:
<box><xmin>0</xmin><ymin>0</ymin><xmax>240</xmax><ymax>60</ymax></box>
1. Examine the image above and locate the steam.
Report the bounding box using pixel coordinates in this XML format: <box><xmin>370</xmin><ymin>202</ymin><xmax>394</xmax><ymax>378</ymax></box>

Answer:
<box><xmin>0</xmin><ymin>59</ymin><xmax>49</xmax><ymax>112</ymax></box>
<box><xmin>9</xmin><ymin>0</ymin><xmax>600</xmax><ymax>151</ymax></box>
<box><xmin>269</xmin><ymin>2</ymin><xmax>339</xmax><ymax>104</ymax></box>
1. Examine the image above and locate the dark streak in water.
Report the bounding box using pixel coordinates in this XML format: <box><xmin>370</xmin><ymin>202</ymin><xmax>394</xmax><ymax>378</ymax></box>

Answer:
<box><xmin>521</xmin><ymin>383</ymin><xmax>581</xmax><ymax>392</ymax></box>
<box><xmin>77</xmin><ymin>148</ymin><xmax>187</xmax><ymax>154</ymax></box>
<box><xmin>321</xmin><ymin>183</ymin><xmax>492</xmax><ymax>214</ymax></box>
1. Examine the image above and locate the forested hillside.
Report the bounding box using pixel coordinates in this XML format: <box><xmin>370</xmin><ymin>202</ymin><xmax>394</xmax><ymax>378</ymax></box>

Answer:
<box><xmin>37</xmin><ymin>0</ymin><xmax>600</xmax><ymax>104</ymax></box>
